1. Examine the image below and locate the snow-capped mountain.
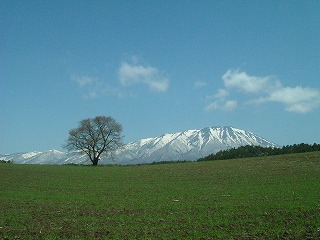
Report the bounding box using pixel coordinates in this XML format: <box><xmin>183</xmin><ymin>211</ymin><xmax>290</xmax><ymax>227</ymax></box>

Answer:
<box><xmin>0</xmin><ymin>126</ymin><xmax>278</xmax><ymax>165</ymax></box>
<box><xmin>0</xmin><ymin>149</ymin><xmax>90</xmax><ymax>165</ymax></box>
<box><xmin>111</xmin><ymin>126</ymin><xmax>278</xmax><ymax>164</ymax></box>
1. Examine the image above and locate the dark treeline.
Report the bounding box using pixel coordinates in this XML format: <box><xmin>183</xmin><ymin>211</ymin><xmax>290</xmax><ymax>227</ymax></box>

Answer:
<box><xmin>198</xmin><ymin>143</ymin><xmax>320</xmax><ymax>162</ymax></box>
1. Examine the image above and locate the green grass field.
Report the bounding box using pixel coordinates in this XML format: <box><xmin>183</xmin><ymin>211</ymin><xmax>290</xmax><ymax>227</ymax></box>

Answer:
<box><xmin>1</xmin><ymin>152</ymin><xmax>320</xmax><ymax>239</ymax></box>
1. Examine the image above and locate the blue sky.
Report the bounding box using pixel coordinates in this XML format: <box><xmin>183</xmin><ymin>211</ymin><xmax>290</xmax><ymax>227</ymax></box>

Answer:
<box><xmin>1</xmin><ymin>1</ymin><xmax>320</xmax><ymax>154</ymax></box>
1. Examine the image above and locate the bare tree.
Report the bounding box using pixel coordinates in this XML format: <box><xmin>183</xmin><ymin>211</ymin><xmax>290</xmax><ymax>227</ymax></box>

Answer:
<box><xmin>63</xmin><ymin>116</ymin><xmax>123</xmax><ymax>165</ymax></box>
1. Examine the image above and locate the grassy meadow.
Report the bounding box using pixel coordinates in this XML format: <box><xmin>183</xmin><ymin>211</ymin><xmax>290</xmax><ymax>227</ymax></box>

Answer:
<box><xmin>0</xmin><ymin>152</ymin><xmax>320</xmax><ymax>239</ymax></box>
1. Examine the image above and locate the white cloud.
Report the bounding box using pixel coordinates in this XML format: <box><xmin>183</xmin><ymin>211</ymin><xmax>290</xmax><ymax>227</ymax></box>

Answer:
<box><xmin>118</xmin><ymin>62</ymin><xmax>169</xmax><ymax>92</ymax></box>
<box><xmin>206</xmin><ymin>69</ymin><xmax>320</xmax><ymax>113</ymax></box>
<box><xmin>261</xmin><ymin>86</ymin><xmax>320</xmax><ymax>113</ymax></box>
<box><xmin>222</xmin><ymin>69</ymin><xmax>281</xmax><ymax>93</ymax></box>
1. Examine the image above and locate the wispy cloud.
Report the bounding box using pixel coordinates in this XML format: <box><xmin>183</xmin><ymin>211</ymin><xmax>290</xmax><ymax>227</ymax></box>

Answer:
<box><xmin>72</xmin><ymin>75</ymin><xmax>123</xmax><ymax>99</ymax></box>
<box><xmin>72</xmin><ymin>75</ymin><xmax>94</xmax><ymax>87</ymax></box>
<box><xmin>205</xmin><ymin>100</ymin><xmax>237</xmax><ymax>112</ymax></box>
<box><xmin>118</xmin><ymin>62</ymin><xmax>169</xmax><ymax>92</ymax></box>
<box><xmin>205</xmin><ymin>88</ymin><xmax>236</xmax><ymax>112</ymax></box>
<box><xmin>214</xmin><ymin>89</ymin><xmax>229</xmax><ymax>98</ymax></box>
<box><xmin>194</xmin><ymin>81</ymin><xmax>207</xmax><ymax>89</ymax></box>
<box><xmin>258</xmin><ymin>86</ymin><xmax>320</xmax><ymax>113</ymax></box>
<box><xmin>206</xmin><ymin>69</ymin><xmax>320</xmax><ymax>113</ymax></box>
<box><xmin>224</xmin><ymin>100</ymin><xmax>238</xmax><ymax>111</ymax></box>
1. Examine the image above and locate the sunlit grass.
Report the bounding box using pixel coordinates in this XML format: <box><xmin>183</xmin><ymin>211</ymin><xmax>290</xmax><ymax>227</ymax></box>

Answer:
<box><xmin>1</xmin><ymin>152</ymin><xmax>319</xmax><ymax>239</ymax></box>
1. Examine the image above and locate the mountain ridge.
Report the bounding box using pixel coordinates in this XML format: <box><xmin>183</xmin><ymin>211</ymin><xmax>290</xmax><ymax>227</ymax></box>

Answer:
<box><xmin>0</xmin><ymin>126</ymin><xmax>278</xmax><ymax>165</ymax></box>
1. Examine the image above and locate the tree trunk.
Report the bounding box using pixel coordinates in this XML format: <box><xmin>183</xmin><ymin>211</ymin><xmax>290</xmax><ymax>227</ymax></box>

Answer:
<box><xmin>92</xmin><ymin>157</ymin><xmax>99</xmax><ymax>165</ymax></box>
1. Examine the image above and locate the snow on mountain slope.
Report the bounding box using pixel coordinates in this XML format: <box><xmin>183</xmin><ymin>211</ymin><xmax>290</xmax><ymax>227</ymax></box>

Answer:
<box><xmin>111</xmin><ymin>126</ymin><xmax>278</xmax><ymax>164</ymax></box>
<box><xmin>0</xmin><ymin>150</ymin><xmax>90</xmax><ymax>165</ymax></box>
<box><xmin>0</xmin><ymin>126</ymin><xmax>278</xmax><ymax>165</ymax></box>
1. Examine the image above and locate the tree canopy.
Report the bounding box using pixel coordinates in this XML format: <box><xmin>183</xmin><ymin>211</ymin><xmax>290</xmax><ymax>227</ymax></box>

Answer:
<box><xmin>63</xmin><ymin>116</ymin><xmax>123</xmax><ymax>165</ymax></box>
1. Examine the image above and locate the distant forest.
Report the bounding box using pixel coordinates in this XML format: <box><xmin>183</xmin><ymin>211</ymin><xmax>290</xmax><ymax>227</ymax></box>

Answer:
<box><xmin>198</xmin><ymin>143</ymin><xmax>320</xmax><ymax>162</ymax></box>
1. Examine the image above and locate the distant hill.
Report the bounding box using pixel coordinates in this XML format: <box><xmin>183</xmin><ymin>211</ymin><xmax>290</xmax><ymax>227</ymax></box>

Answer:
<box><xmin>0</xmin><ymin>126</ymin><xmax>278</xmax><ymax>165</ymax></box>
